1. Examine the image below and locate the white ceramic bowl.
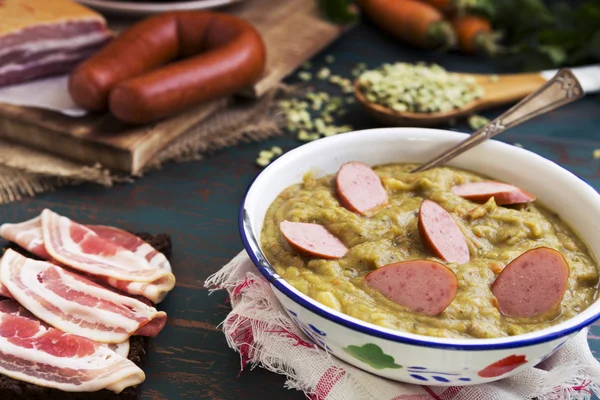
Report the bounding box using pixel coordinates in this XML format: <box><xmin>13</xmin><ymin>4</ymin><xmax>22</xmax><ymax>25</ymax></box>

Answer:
<box><xmin>239</xmin><ymin>128</ymin><xmax>600</xmax><ymax>386</ymax></box>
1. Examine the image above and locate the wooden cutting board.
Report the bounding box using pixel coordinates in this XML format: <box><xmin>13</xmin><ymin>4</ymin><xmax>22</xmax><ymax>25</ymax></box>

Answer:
<box><xmin>0</xmin><ymin>0</ymin><xmax>348</xmax><ymax>174</ymax></box>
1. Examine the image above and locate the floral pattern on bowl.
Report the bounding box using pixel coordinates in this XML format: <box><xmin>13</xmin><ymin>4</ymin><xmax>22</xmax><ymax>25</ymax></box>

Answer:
<box><xmin>273</xmin><ymin>283</ymin><xmax>578</xmax><ymax>386</ymax></box>
<box><xmin>343</xmin><ymin>343</ymin><xmax>402</xmax><ymax>370</ymax></box>
<box><xmin>477</xmin><ymin>355</ymin><xmax>527</xmax><ymax>378</ymax></box>
<box><xmin>287</xmin><ymin>309</ymin><xmax>332</xmax><ymax>352</ymax></box>
<box><xmin>404</xmin><ymin>366</ymin><xmax>472</xmax><ymax>383</ymax></box>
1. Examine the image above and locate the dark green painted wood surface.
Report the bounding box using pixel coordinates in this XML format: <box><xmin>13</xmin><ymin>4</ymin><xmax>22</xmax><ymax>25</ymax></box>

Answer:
<box><xmin>1</xmin><ymin>19</ymin><xmax>599</xmax><ymax>400</ymax></box>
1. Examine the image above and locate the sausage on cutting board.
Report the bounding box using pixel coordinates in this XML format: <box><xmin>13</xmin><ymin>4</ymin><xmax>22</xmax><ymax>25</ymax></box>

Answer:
<box><xmin>336</xmin><ymin>162</ymin><xmax>388</xmax><ymax>215</ymax></box>
<box><xmin>365</xmin><ymin>260</ymin><xmax>458</xmax><ymax>316</ymax></box>
<box><xmin>418</xmin><ymin>199</ymin><xmax>470</xmax><ymax>264</ymax></box>
<box><xmin>452</xmin><ymin>181</ymin><xmax>536</xmax><ymax>205</ymax></box>
<box><xmin>492</xmin><ymin>247</ymin><xmax>570</xmax><ymax>318</ymax></box>
<box><xmin>280</xmin><ymin>221</ymin><xmax>348</xmax><ymax>259</ymax></box>
<box><xmin>69</xmin><ymin>11</ymin><xmax>267</xmax><ymax>124</ymax></box>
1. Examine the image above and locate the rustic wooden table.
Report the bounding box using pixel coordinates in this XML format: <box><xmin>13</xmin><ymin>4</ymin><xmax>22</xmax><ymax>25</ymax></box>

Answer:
<box><xmin>1</xmin><ymin>20</ymin><xmax>599</xmax><ymax>400</ymax></box>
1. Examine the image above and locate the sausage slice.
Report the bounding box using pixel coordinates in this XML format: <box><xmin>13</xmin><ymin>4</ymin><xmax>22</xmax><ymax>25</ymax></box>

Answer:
<box><xmin>279</xmin><ymin>221</ymin><xmax>348</xmax><ymax>259</ymax></box>
<box><xmin>336</xmin><ymin>162</ymin><xmax>388</xmax><ymax>215</ymax></box>
<box><xmin>418</xmin><ymin>200</ymin><xmax>470</xmax><ymax>264</ymax></box>
<box><xmin>451</xmin><ymin>181</ymin><xmax>536</xmax><ymax>205</ymax></box>
<box><xmin>365</xmin><ymin>260</ymin><xmax>458</xmax><ymax>316</ymax></box>
<box><xmin>492</xmin><ymin>247</ymin><xmax>570</xmax><ymax>318</ymax></box>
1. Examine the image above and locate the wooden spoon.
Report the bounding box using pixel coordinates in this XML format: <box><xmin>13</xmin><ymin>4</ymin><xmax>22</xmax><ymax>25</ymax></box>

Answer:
<box><xmin>355</xmin><ymin>65</ymin><xmax>600</xmax><ymax>127</ymax></box>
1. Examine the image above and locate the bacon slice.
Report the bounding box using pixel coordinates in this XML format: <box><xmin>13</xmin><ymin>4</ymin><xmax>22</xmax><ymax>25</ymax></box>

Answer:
<box><xmin>0</xmin><ymin>304</ymin><xmax>144</xmax><ymax>393</ymax></box>
<box><xmin>87</xmin><ymin>225</ymin><xmax>173</xmax><ymax>303</ymax></box>
<box><xmin>0</xmin><ymin>299</ymin><xmax>26</xmax><ymax>315</ymax></box>
<box><xmin>0</xmin><ymin>215</ymin><xmax>50</xmax><ymax>259</ymax></box>
<box><xmin>0</xmin><ymin>210</ymin><xmax>175</xmax><ymax>303</ymax></box>
<box><xmin>0</xmin><ymin>282</ymin><xmax>12</xmax><ymax>299</ymax></box>
<box><xmin>106</xmin><ymin>340</ymin><xmax>131</xmax><ymax>359</ymax></box>
<box><xmin>0</xmin><ymin>299</ymin><xmax>131</xmax><ymax>358</ymax></box>
<box><xmin>0</xmin><ymin>249</ymin><xmax>167</xmax><ymax>344</ymax></box>
<box><xmin>41</xmin><ymin>209</ymin><xmax>173</xmax><ymax>283</ymax></box>
<box><xmin>0</xmin><ymin>215</ymin><xmax>48</xmax><ymax>299</ymax></box>
<box><xmin>86</xmin><ymin>225</ymin><xmax>171</xmax><ymax>272</ymax></box>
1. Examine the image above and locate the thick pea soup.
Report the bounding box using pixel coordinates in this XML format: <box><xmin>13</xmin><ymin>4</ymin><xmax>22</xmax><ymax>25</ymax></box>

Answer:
<box><xmin>260</xmin><ymin>163</ymin><xmax>599</xmax><ymax>339</ymax></box>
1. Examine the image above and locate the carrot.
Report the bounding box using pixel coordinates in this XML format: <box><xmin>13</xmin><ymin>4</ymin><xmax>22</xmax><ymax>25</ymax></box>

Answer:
<box><xmin>421</xmin><ymin>0</ymin><xmax>482</xmax><ymax>14</ymax></box>
<box><xmin>356</xmin><ymin>0</ymin><xmax>456</xmax><ymax>49</ymax></box>
<box><xmin>421</xmin><ymin>0</ymin><xmax>453</xmax><ymax>12</ymax></box>
<box><xmin>451</xmin><ymin>14</ymin><xmax>500</xmax><ymax>55</ymax></box>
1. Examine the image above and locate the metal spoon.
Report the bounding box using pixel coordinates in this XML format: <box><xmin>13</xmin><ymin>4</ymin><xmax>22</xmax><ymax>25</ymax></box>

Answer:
<box><xmin>411</xmin><ymin>68</ymin><xmax>584</xmax><ymax>173</ymax></box>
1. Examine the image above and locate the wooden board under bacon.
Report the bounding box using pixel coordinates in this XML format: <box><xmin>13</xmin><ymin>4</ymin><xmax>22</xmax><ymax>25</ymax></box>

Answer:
<box><xmin>0</xmin><ymin>209</ymin><xmax>175</xmax><ymax>394</ymax></box>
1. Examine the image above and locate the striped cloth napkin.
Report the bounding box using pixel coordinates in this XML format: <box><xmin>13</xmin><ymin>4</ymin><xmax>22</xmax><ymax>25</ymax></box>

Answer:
<box><xmin>205</xmin><ymin>251</ymin><xmax>600</xmax><ymax>400</ymax></box>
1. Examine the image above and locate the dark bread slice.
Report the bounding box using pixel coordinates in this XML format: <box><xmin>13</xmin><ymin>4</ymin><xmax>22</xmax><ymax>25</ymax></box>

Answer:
<box><xmin>0</xmin><ymin>232</ymin><xmax>172</xmax><ymax>400</ymax></box>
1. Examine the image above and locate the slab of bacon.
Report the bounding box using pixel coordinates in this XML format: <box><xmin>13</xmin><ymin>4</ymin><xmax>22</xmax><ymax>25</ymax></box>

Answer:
<box><xmin>0</xmin><ymin>0</ymin><xmax>113</xmax><ymax>88</ymax></box>
<box><xmin>0</xmin><ymin>301</ymin><xmax>144</xmax><ymax>393</ymax></box>
<box><xmin>0</xmin><ymin>249</ymin><xmax>167</xmax><ymax>344</ymax></box>
<box><xmin>0</xmin><ymin>209</ymin><xmax>175</xmax><ymax>303</ymax></box>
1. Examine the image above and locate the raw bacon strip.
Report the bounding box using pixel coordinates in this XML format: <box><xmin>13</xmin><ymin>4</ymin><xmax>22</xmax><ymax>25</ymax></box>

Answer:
<box><xmin>88</xmin><ymin>225</ymin><xmax>174</xmax><ymax>303</ymax></box>
<box><xmin>0</xmin><ymin>307</ymin><xmax>144</xmax><ymax>393</ymax></box>
<box><xmin>107</xmin><ymin>340</ymin><xmax>131</xmax><ymax>359</ymax></box>
<box><xmin>0</xmin><ymin>299</ymin><xmax>131</xmax><ymax>358</ymax></box>
<box><xmin>0</xmin><ymin>212</ymin><xmax>28</xmax><ymax>297</ymax></box>
<box><xmin>0</xmin><ymin>299</ymin><xmax>25</xmax><ymax>315</ymax></box>
<box><xmin>1</xmin><ymin>213</ymin><xmax>175</xmax><ymax>303</ymax></box>
<box><xmin>106</xmin><ymin>276</ymin><xmax>174</xmax><ymax>305</ymax></box>
<box><xmin>0</xmin><ymin>215</ymin><xmax>50</xmax><ymax>259</ymax></box>
<box><xmin>42</xmin><ymin>209</ymin><xmax>173</xmax><ymax>284</ymax></box>
<box><xmin>0</xmin><ymin>282</ymin><xmax>12</xmax><ymax>298</ymax></box>
<box><xmin>0</xmin><ymin>249</ymin><xmax>167</xmax><ymax>344</ymax></box>
<box><xmin>0</xmin><ymin>215</ymin><xmax>35</xmax><ymax>295</ymax></box>
<box><xmin>87</xmin><ymin>225</ymin><xmax>172</xmax><ymax>272</ymax></box>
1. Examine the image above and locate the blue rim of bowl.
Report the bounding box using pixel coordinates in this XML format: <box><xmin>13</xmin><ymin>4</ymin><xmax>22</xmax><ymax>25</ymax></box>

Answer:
<box><xmin>238</xmin><ymin>143</ymin><xmax>600</xmax><ymax>351</ymax></box>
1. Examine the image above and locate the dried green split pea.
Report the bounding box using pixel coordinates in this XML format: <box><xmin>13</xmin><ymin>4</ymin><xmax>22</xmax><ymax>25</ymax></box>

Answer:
<box><xmin>357</xmin><ymin>62</ymin><xmax>485</xmax><ymax>114</ymax></box>
<box><xmin>256</xmin><ymin>146</ymin><xmax>283</xmax><ymax>168</ymax></box>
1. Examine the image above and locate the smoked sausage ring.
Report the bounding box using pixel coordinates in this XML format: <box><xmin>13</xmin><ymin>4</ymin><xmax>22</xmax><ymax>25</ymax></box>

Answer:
<box><xmin>68</xmin><ymin>11</ymin><xmax>267</xmax><ymax>124</ymax></box>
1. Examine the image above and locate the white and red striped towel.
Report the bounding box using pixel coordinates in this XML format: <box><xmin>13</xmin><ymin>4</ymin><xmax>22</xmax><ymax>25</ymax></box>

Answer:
<box><xmin>205</xmin><ymin>251</ymin><xmax>600</xmax><ymax>400</ymax></box>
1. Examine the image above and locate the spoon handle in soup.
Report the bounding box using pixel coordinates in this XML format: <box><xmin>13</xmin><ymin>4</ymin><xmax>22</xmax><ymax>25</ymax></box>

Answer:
<box><xmin>411</xmin><ymin>68</ymin><xmax>585</xmax><ymax>173</ymax></box>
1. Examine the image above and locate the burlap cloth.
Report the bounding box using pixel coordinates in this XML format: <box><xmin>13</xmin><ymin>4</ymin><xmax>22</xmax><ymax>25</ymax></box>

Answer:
<box><xmin>0</xmin><ymin>87</ymin><xmax>286</xmax><ymax>204</ymax></box>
